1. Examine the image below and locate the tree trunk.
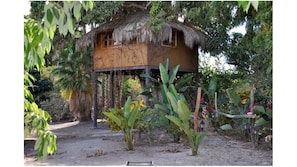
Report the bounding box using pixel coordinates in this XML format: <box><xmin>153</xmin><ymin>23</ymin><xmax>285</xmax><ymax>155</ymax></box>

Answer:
<box><xmin>69</xmin><ymin>90</ymin><xmax>92</xmax><ymax>121</ymax></box>
<box><xmin>104</xmin><ymin>74</ymin><xmax>111</xmax><ymax>111</ymax></box>
<box><xmin>93</xmin><ymin>72</ymin><xmax>98</xmax><ymax>128</ymax></box>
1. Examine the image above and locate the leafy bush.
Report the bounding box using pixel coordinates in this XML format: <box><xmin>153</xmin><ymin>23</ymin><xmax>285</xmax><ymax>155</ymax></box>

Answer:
<box><xmin>103</xmin><ymin>97</ymin><xmax>145</xmax><ymax>150</ymax></box>
<box><xmin>165</xmin><ymin>85</ymin><xmax>206</xmax><ymax>156</ymax></box>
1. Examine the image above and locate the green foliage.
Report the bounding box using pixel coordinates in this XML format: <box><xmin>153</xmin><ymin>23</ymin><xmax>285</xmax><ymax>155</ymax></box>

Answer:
<box><xmin>175</xmin><ymin>73</ymin><xmax>195</xmax><ymax>92</ymax></box>
<box><xmin>226</xmin><ymin>88</ymin><xmax>242</xmax><ymax>108</ymax></box>
<box><xmin>103</xmin><ymin>97</ymin><xmax>145</xmax><ymax>150</ymax></box>
<box><xmin>141</xmin><ymin>59</ymin><xmax>192</xmax><ymax>142</ymax></box>
<box><xmin>24</xmin><ymin>1</ymin><xmax>94</xmax><ymax>158</ymax></box>
<box><xmin>24</xmin><ymin>83</ymin><xmax>57</xmax><ymax>157</ymax></box>
<box><xmin>220</xmin><ymin>124</ymin><xmax>233</xmax><ymax>130</ymax></box>
<box><xmin>28</xmin><ymin>1</ymin><xmax>45</xmax><ymax>20</ymax></box>
<box><xmin>142</xmin><ymin>1</ymin><xmax>272</xmax><ymax>143</ymax></box>
<box><xmin>105</xmin><ymin>108</ymin><xmax>124</xmax><ymax>132</ymax></box>
<box><xmin>238</xmin><ymin>1</ymin><xmax>259</xmax><ymax>13</ymax></box>
<box><xmin>254</xmin><ymin>105</ymin><xmax>272</xmax><ymax>127</ymax></box>
<box><xmin>165</xmin><ymin>87</ymin><xmax>206</xmax><ymax>156</ymax></box>
<box><xmin>82</xmin><ymin>1</ymin><xmax>123</xmax><ymax>25</ymax></box>
<box><xmin>51</xmin><ymin>41</ymin><xmax>93</xmax><ymax>121</ymax></box>
<box><xmin>148</xmin><ymin>1</ymin><xmax>166</xmax><ymax>32</ymax></box>
<box><xmin>51</xmin><ymin>41</ymin><xmax>93</xmax><ymax>96</ymax></box>
<box><xmin>122</xmin><ymin>77</ymin><xmax>143</xmax><ymax>99</ymax></box>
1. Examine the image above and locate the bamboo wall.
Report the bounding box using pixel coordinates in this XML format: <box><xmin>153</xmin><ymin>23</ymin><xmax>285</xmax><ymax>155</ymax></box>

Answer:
<box><xmin>93</xmin><ymin>42</ymin><xmax>148</xmax><ymax>70</ymax></box>
<box><xmin>147</xmin><ymin>31</ymin><xmax>198</xmax><ymax>71</ymax></box>
<box><xmin>93</xmin><ymin>31</ymin><xmax>197</xmax><ymax>72</ymax></box>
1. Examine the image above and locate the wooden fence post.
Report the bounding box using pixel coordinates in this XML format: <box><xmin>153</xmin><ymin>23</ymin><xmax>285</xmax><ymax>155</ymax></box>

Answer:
<box><xmin>250</xmin><ymin>84</ymin><xmax>256</xmax><ymax>146</ymax></box>
<box><xmin>194</xmin><ymin>87</ymin><xmax>202</xmax><ymax>133</ymax></box>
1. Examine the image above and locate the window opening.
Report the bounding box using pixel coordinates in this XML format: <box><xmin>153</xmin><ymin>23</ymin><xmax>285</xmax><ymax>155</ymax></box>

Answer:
<box><xmin>162</xmin><ymin>29</ymin><xmax>177</xmax><ymax>48</ymax></box>
<box><xmin>100</xmin><ymin>31</ymin><xmax>122</xmax><ymax>48</ymax></box>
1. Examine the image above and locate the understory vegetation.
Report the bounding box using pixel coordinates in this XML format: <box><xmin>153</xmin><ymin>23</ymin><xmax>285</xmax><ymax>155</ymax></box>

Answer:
<box><xmin>24</xmin><ymin>1</ymin><xmax>272</xmax><ymax>158</ymax></box>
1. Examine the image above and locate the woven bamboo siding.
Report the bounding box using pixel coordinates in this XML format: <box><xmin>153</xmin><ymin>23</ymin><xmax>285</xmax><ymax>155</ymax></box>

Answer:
<box><xmin>93</xmin><ymin>42</ymin><xmax>148</xmax><ymax>70</ymax></box>
<box><xmin>147</xmin><ymin>32</ymin><xmax>198</xmax><ymax>71</ymax></box>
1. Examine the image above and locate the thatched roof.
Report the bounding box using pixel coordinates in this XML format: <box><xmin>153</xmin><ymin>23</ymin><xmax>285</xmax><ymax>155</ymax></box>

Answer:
<box><xmin>76</xmin><ymin>12</ymin><xmax>205</xmax><ymax>50</ymax></box>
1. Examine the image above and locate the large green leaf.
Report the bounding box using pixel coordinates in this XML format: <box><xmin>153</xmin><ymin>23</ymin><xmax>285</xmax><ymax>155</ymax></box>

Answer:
<box><xmin>123</xmin><ymin>96</ymin><xmax>132</xmax><ymax>118</ymax></box>
<box><xmin>154</xmin><ymin>103</ymin><xmax>169</xmax><ymax>112</ymax></box>
<box><xmin>163</xmin><ymin>58</ymin><xmax>169</xmax><ymax>71</ymax></box>
<box><xmin>159</xmin><ymin>63</ymin><xmax>169</xmax><ymax>84</ymax></box>
<box><xmin>161</xmin><ymin>84</ymin><xmax>169</xmax><ymax>104</ymax></box>
<box><xmin>166</xmin><ymin>92</ymin><xmax>177</xmax><ymax>113</ymax></box>
<box><xmin>177</xmin><ymin>100</ymin><xmax>191</xmax><ymax>121</ymax></box>
<box><xmin>67</xmin><ymin>17</ymin><xmax>75</xmax><ymax>35</ymax></box>
<box><xmin>220</xmin><ymin>124</ymin><xmax>232</xmax><ymax>130</ymax></box>
<box><xmin>34</xmin><ymin>135</ymin><xmax>43</xmax><ymax>150</ymax></box>
<box><xmin>255</xmin><ymin>117</ymin><xmax>268</xmax><ymax>127</ymax></box>
<box><xmin>168</xmin><ymin>64</ymin><xmax>180</xmax><ymax>84</ymax></box>
<box><xmin>46</xmin><ymin>9</ymin><xmax>53</xmax><ymax>24</ymax></box>
<box><xmin>175</xmin><ymin>74</ymin><xmax>193</xmax><ymax>90</ymax></box>
<box><xmin>254</xmin><ymin>105</ymin><xmax>272</xmax><ymax>118</ymax></box>
<box><xmin>73</xmin><ymin>3</ymin><xmax>82</xmax><ymax>20</ymax></box>
<box><xmin>168</xmin><ymin>84</ymin><xmax>178</xmax><ymax>98</ymax></box>
<box><xmin>226</xmin><ymin>88</ymin><xmax>241</xmax><ymax>107</ymax></box>
<box><xmin>208</xmin><ymin>75</ymin><xmax>217</xmax><ymax>97</ymax></box>
<box><xmin>51</xmin><ymin>7</ymin><xmax>60</xmax><ymax>20</ymax></box>
<box><xmin>140</xmin><ymin>73</ymin><xmax>159</xmax><ymax>83</ymax></box>
<box><xmin>266</xmin><ymin>109</ymin><xmax>272</xmax><ymax>118</ymax></box>
<box><xmin>127</xmin><ymin>105</ymin><xmax>140</xmax><ymax>127</ymax></box>
<box><xmin>165</xmin><ymin>115</ymin><xmax>182</xmax><ymax>127</ymax></box>
<box><xmin>254</xmin><ymin>105</ymin><xmax>265</xmax><ymax>114</ymax></box>
<box><xmin>238</xmin><ymin>1</ymin><xmax>250</xmax><ymax>13</ymax></box>
<box><xmin>48</xmin><ymin>25</ymin><xmax>56</xmax><ymax>40</ymax></box>
<box><xmin>103</xmin><ymin>112</ymin><xmax>121</xmax><ymax>127</ymax></box>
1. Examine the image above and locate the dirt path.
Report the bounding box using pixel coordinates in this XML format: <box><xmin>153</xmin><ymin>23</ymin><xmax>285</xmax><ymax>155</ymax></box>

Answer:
<box><xmin>24</xmin><ymin>121</ymin><xmax>272</xmax><ymax>166</ymax></box>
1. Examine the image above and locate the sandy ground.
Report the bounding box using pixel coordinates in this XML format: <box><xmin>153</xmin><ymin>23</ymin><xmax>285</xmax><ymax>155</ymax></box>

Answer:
<box><xmin>24</xmin><ymin>121</ymin><xmax>272</xmax><ymax>166</ymax></box>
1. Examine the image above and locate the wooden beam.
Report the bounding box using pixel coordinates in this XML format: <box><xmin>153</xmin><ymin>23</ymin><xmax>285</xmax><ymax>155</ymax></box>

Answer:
<box><xmin>144</xmin><ymin>66</ymin><xmax>151</xmax><ymax>106</ymax></box>
<box><xmin>213</xmin><ymin>110</ymin><xmax>256</xmax><ymax>119</ymax></box>
<box><xmin>194</xmin><ymin>87</ymin><xmax>202</xmax><ymax>132</ymax></box>
<box><xmin>213</xmin><ymin>91</ymin><xmax>256</xmax><ymax>119</ymax></box>
<box><xmin>123</xmin><ymin>2</ymin><xmax>146</xmax><ymax>10</ymax></box>
<box><xmin>93</xmin><ymin>72</ymin><xmax>98</xmax><ymax>128</ymax></box>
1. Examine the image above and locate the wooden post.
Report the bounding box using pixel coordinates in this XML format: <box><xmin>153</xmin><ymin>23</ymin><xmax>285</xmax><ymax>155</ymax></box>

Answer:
<box><xmin>250</xmin><ymin>84</ymin><xmax>256</xmax><ymax>146</ymax></box>
<box><xmin>194</xmin><ymin>87</ymin><xmax>202</xmax><ymax>133</ymax></box>
<box><xmin>111</xmin><ymin>71</ymin><xmax>115</xmax><ymax>108</ymax></box>
<box><xmin>93</xmin><ymin>72</ymin><xmax>98</xmax><ymax>128</ymax></box>
<box><xmin>144</xmin><ymin>66</ymin><xmax>151</xmax><ymax>106</ymax></box>
<box><xmin>214</xmin><ymin>92</ymin><xmax>218</xmax><ymax>116</ymax></box>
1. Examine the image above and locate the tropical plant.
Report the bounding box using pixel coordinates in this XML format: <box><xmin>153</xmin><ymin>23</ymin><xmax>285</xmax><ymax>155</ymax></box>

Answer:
<box><xmin>28</xmin><ymin>67</ymin><xmax>53</xmax><ymax>105</ymax></box>
<box><xmin>165</xmin><ymin>85</ymin><xmax>206</xmax><ymax>156</ymax></box>
<box><xmin>24</xmin><ymin>77</ymin><xmax>57</xmax><ymax>158</ymax></box>
<box><xmin>218</xmin><ymin>84</ymin><xmax>272</xmax><ymax>143</ymax></box>
<box><xmin>253</xmin><ymin>103</ymin><xmax>272</xmax><ymax>143</ymax></box>
<box><xmin>24</xmin><ymin>1</ymin><xmax>93</xmax><ymax>158</ymax></box>
<box><xmin>103</xmin><ymin>97</ymin><xmax>145</xmax><ymax>150</ymax></box>
<box><xmin>51</xmin><ymin>41</ymin><xmax>93</xmax><ymax>121</ymax></box>
<box><xmin>218</xmin><ymin>88</ymin><xmax>251</xmax><ymax>131</ymax></box>
<box><xmin>141</xmin><ymin>59</ymin><xmax>187</xmax><ymax>142</ymax></box>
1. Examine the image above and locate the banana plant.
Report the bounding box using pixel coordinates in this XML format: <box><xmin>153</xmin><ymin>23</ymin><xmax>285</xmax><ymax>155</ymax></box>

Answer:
<box><xmin>165</xmin><ymin>85</ymin><xmax>206</xmax><ymax>156</ymax></box>
<box><xmin>103</xmin><ymin>96</ymin><xmax>140</xmax><ymax>150</ymax></box>
<box><xmin>219</xmin><ymin>88</ymin><xmax>250</xmax><ymax>130</ymax></box>
<box><xmin>141</xmin><ymin>59</ymin><xmax>186</xmax><ymax>142</ymax></box>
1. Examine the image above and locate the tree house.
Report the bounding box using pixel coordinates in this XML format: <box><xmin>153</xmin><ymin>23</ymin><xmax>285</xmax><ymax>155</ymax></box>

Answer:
<box><xmin>76</xmin><ymin>12</ymin><xmax>205</xmax><ymax>127</ymax></box>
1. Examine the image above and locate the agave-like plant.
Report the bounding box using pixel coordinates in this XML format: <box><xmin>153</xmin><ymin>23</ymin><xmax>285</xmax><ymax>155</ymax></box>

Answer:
<box><xmin>103</xmin><ymin>96</ymin><xmax>143</xmax><ymax>150</ymax></box>
<box><xmin>141</xmin><ymin>59</ymin><xmax>195</xmax><ymax>142</ymax></box>
<box><xmin>165</xmin><ymin>84</ymin><xmax>206</xmax><ymax>156</ymax></box>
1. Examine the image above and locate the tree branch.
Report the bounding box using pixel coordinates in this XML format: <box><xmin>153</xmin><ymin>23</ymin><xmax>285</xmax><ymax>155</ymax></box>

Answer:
<box><xmin>123</xmin><ymin>2</ymin><xmax>146</xmax><ymax>11</ymax></box>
